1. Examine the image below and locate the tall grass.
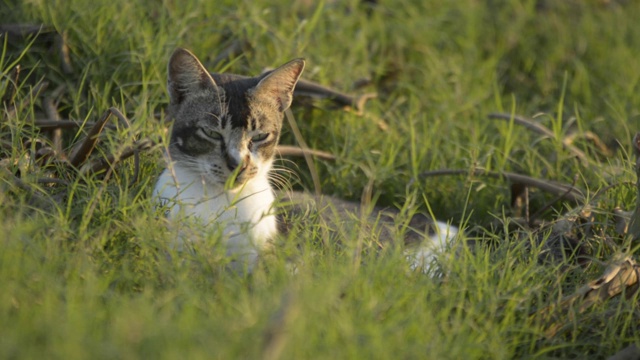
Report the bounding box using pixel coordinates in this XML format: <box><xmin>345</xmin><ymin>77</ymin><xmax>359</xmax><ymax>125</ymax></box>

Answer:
<box><xmin>2</xmin><ymin>0</ymin><xmax>640</xmax><ymax>358</ymax></box>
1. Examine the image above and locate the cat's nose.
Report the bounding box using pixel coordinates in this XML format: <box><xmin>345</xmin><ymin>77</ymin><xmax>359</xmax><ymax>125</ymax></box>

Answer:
<box><xmin>225</xmin><ymin>154</ymin><xmax>249</xmax><ymax>173</ymax></box>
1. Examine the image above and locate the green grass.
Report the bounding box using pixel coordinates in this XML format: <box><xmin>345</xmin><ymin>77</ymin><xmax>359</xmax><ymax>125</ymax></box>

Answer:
<box><xmin>2</xmin><ymin>0</ymin><xmax>640</xmax><ymax>358</ymax></box>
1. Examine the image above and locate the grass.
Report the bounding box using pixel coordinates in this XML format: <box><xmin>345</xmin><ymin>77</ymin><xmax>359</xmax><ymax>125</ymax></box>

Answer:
<box><xmin>2</xmin><ymin>0</ymin><xmax>640</xmax><ymax>358</ymax></box>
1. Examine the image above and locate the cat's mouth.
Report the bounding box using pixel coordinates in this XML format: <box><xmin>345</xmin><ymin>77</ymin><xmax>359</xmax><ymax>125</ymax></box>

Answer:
<box><xmin>221</xmin><ymin>167</ymin><xmax>258</xmax><ymax>189</ymax></box>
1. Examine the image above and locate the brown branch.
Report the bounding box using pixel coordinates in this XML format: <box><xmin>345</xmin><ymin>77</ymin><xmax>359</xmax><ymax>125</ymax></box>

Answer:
<box><xmin>565</xmin><ymin>130</ymin><xmax>614</xmax><ymax>157</ymax></box>
<box><xmin>0</xmin><ymin>24</ymin><xmax>55</xmax><ymax>37</ymax></box>
<box><xmin>68</xmin><ymin>107</ymin><xmax>132</xmax><ymax>168</ymax></box>
<box><xmin>85</xmin><ymin>138</ymin><xmax>155</xmax><ymax>175</ymax></box>
<box><xmin>68</xmin><ymin>109</ymin><xmax>112</xmax><ymax>167</ymax></box>
<box><xmin>528</xmin><ymin>174</ymin><xmax>579</xmax><ymax>224</ymax></box>
<box><xmin>488</xmin><ymin>112</ymin><xmax>589</xmax><ymax>166</ymax></box>
<box><xmin>488</xmin><ymin>112</ymin><xmax>556</xmax><ymax>137</ymax></box>
<box><xmin>29</xmin><ymin>120</ymin><xmax>115</xmax><ymax>131</ymax></box>
<box><xmin>294</xmin><ymin>78</ymin><xmax>377</xmax><ymax>115</ymax></box>
<box><xmin>105</xmin><ymin>107</ymin><xmax>133</xmax><ymax>127</ymax></box>
<box><xmin>534</xmin><ymin>256</ymin><xmax>640</xmax><ymax>338</ymax></box>
<box><xmin>418</xmin><ymin>169</ymin><xmax>585</xmax><ymax>202</ymax></box>
<box><xmin>276</xmin><ymin>145</ymin><xmax>336</xmax><ymax>161</ymax></box>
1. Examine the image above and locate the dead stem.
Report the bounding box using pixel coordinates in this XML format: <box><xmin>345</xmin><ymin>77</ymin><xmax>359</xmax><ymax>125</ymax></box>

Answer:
<box><xmin>488</xmin><ymin>112</ymin><xmax>589</xmax><ymax>166</ymax></box>
<box><xmin>86</xmin><ymin>138</ymin><xmax>154</xmax><ymax>176</ymax></box>
<box><xmin>69</xmin><ymin>107</ymin><xmax>132</xmax><ymax>168</ymax></box>
<box><xmin>533</xmin><ymin>256</ymin><xmax>640</xmax><ymax>338</ymax></box>
<box><xmin>276</xmin><ymin>145</ymin><xmax>336</xmax><ymax>161</ymax></box>
<box><xmin>0</xmin><ymin>24</ymin><xmax>55</xmax><ymax>37</ymax></box>
<box><xmin>565</xmin><ymin>130</ymin><xmax>614</xmax><ymax>157</ymax></box>
<box><xmin>30</xmin><ymin>120</ymin><xmax>115</xmax><ymax>131</ymax></box>
<box><xmin>284</xmin><ymin>109</ymin><xmax>322</xmax><ymax>196</ymax></box>
<box><xmin>294</xmin><ymin>78</ymin><xmax>377</xmax><ymax>115</ymax></box>
<box><xmin>528</xmin><ymin>174</ymin><xmax>580</xmax><ymax>225</ymax></box>
<box><xmin>417</xmin><ymin>168</ymin><xmax>585</xmax><ymax>202</ymax></box>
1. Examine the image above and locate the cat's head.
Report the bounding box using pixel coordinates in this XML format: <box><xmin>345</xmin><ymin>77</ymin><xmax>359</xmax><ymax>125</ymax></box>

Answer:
<box><xmin>166</xmin><ymin>48</ymin><xmax>304</xmax><ymax>189</ymax></box>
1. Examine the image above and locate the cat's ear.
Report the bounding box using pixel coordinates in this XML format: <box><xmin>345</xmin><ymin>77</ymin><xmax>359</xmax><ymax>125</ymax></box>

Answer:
<box><xmin>252</xmin><ymin>58</ymin><xmax>305</xmax><ymax>112</ymax></box>
<box><xmin>167</xmin><ymin>48</ymin><xmax>218</xmax><ymax>105</ymax></box>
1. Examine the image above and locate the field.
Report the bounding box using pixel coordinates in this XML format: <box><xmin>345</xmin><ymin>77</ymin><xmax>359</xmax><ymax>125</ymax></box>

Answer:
<box><xmin>2</xmin><ymin>0</ymin><xmax>640</xmax><ymax>358</ymax></box>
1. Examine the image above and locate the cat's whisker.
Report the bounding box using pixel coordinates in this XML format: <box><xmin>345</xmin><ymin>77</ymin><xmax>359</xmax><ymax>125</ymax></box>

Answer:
<box><xmin>274</xmin><ymin>157</ymin><xmax>301</xmax><ymax>171</ymax></box>
<box><xmin>271</xmin><ymin>166</ymin><xmax>297</xmax><ymax>177</ymax></box>
<box><xmin>270</xmin><ymin>167</ymin><xmax>300</xmax><ymax>186</ymax></box>
<box><xmin>268</xmin><ymin>174</ymin><xmax>292</xmax><ymax>192</ymax></box>
<box><xmin>271</xmin><ymin>163</ymin><xmax>297</xmax><ymax>173</ymax></box>
<box><xmin>268</xmin><ymin>171</ymin><xmax>291</xmax><ymax>183</ymax></box>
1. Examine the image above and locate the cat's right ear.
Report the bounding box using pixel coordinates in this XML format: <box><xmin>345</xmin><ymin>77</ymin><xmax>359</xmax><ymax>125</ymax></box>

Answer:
<box><xmin>252</xmin><ymin>58</ymin><xmax>305</xmax><ymax>112</ymax></box>
<box><xmin>167</xmin><ymin>48</ymin><xmax>218</xmax><ymax>105</ymax></box>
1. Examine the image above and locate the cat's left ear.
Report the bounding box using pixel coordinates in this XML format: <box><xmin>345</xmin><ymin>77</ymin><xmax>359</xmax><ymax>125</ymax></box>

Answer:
<box><xmin>252</xmin><ymin>58</ymin><xmax>305</xmax><ymax>112</ymax></box>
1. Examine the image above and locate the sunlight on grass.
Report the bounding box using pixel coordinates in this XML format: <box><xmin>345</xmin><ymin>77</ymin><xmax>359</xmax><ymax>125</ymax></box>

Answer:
<box><xmin>2</xmin><ymin>0</ymin><xmax>640</xmax><ymax>358</ymax></box>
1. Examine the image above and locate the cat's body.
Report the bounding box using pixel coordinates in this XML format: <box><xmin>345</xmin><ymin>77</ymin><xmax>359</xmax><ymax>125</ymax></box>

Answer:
<box><xmin>154</xmin><ymin>48</ymin><xmax>457</xmax><ymax>272</ymax></box>
<box><xmin>154</xmin><ymin>162</ymin><xmax>277</xmax><ymax>265</ymax></box>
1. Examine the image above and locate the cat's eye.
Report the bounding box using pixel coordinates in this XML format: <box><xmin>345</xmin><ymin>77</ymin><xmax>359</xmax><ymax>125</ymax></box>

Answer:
<box><xmin>198</xmin><ymin>128</ymin><xmax>223</xmax><ymax>141</ymax></box>
<box><xmin>251</xmin><ymin>133</ymin><xmax>269</xmax><ymax>142</ymax></box>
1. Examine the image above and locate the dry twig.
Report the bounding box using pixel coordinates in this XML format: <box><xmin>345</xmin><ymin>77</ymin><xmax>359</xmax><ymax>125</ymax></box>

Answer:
<box><xmin>565</xmin><ymin>130</ymin><xmax>614</xmax><ymax>157</ymax></box>
<box><xmin>294</xmin><ymin>78</ymin><xmax>377</xmax><ymax>115</ymax></box>
<box><xmin>284</xmin><ymin>110</ymin><xmax>322</xmax><ymax>196</ymax></box>
<box><xmin>488</xmin><ymin>112</ymin><xmax>589</xmax><ymax>166</ymax></box>
<box><xmin>418</xmin><ymin>168</ymin><xmax>585</xmax><ymax>202</ymax></box>
<box><xmin>69</xmin><ymin>107</ymin><xmax>131</xmax><ymax>167</ymax></box>
<box><xmin>0</xmin><ymin>24</ymin><xmax>55</xmax><ymax>38</ymax></box>
<box><xmin>535</xmin><ymin>256</ymin><xmax>640</xmax><ymax>338</ymax></box>
<box><xmin>86</xmin><ymin>137</ymin><xmax>154</xmax><ymax>176</ymax></box>
<box><xmin>28</xmin><ymin>120</ymin><xmax>115</xmax><ymax>131</ymax></box>
<box><xmin>276</xmin><ymin>145</ymin><xmax>336</xmax><ymax>161</ymax></box>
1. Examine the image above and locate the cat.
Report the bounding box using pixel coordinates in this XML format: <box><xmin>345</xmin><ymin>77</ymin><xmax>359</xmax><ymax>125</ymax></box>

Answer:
<box><xmin>154</xmin><ymin>48</ymin><xmax>458</xmax><ymax>272</ymax></box>
<box><xmin>153</xmin><ymin>48</ymin><xmax>303</xmax><ymax>271</ymax></box>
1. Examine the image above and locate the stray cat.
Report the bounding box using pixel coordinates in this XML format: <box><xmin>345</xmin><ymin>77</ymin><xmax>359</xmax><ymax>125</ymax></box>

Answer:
<box><xmin>154</xmin><ymin>48</ymin><xmax>457</xmax><ymax>272</ymax></box>
<box><xmin>153</xmin><ymin>48</ymin><xmax>303</xmax><ymax>270</ymax></box>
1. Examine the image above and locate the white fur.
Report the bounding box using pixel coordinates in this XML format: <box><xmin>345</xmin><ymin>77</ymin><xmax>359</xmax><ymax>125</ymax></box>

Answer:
<box><xmin>405</xmin><ymin>221</ymin><xmax>458</xmax><ymax>273</ymax></box>
<box><xmin>153</xmin><ymin>162</ymin><xmax>277</xmax><ymax>271</ymax></box>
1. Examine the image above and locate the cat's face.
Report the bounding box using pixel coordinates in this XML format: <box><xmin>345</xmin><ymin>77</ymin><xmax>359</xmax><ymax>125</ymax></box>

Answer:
<box><xmin>166</xmin><ymin>48</ymin><xmax>304</xmax><ymax>189</ymax></box>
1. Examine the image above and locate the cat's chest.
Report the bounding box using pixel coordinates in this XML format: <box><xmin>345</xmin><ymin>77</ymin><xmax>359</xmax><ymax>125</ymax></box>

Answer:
<box><xmin>153</xmin><ymin>167</ymin><xmax>277</xmax><ymax>248</ymax></box>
